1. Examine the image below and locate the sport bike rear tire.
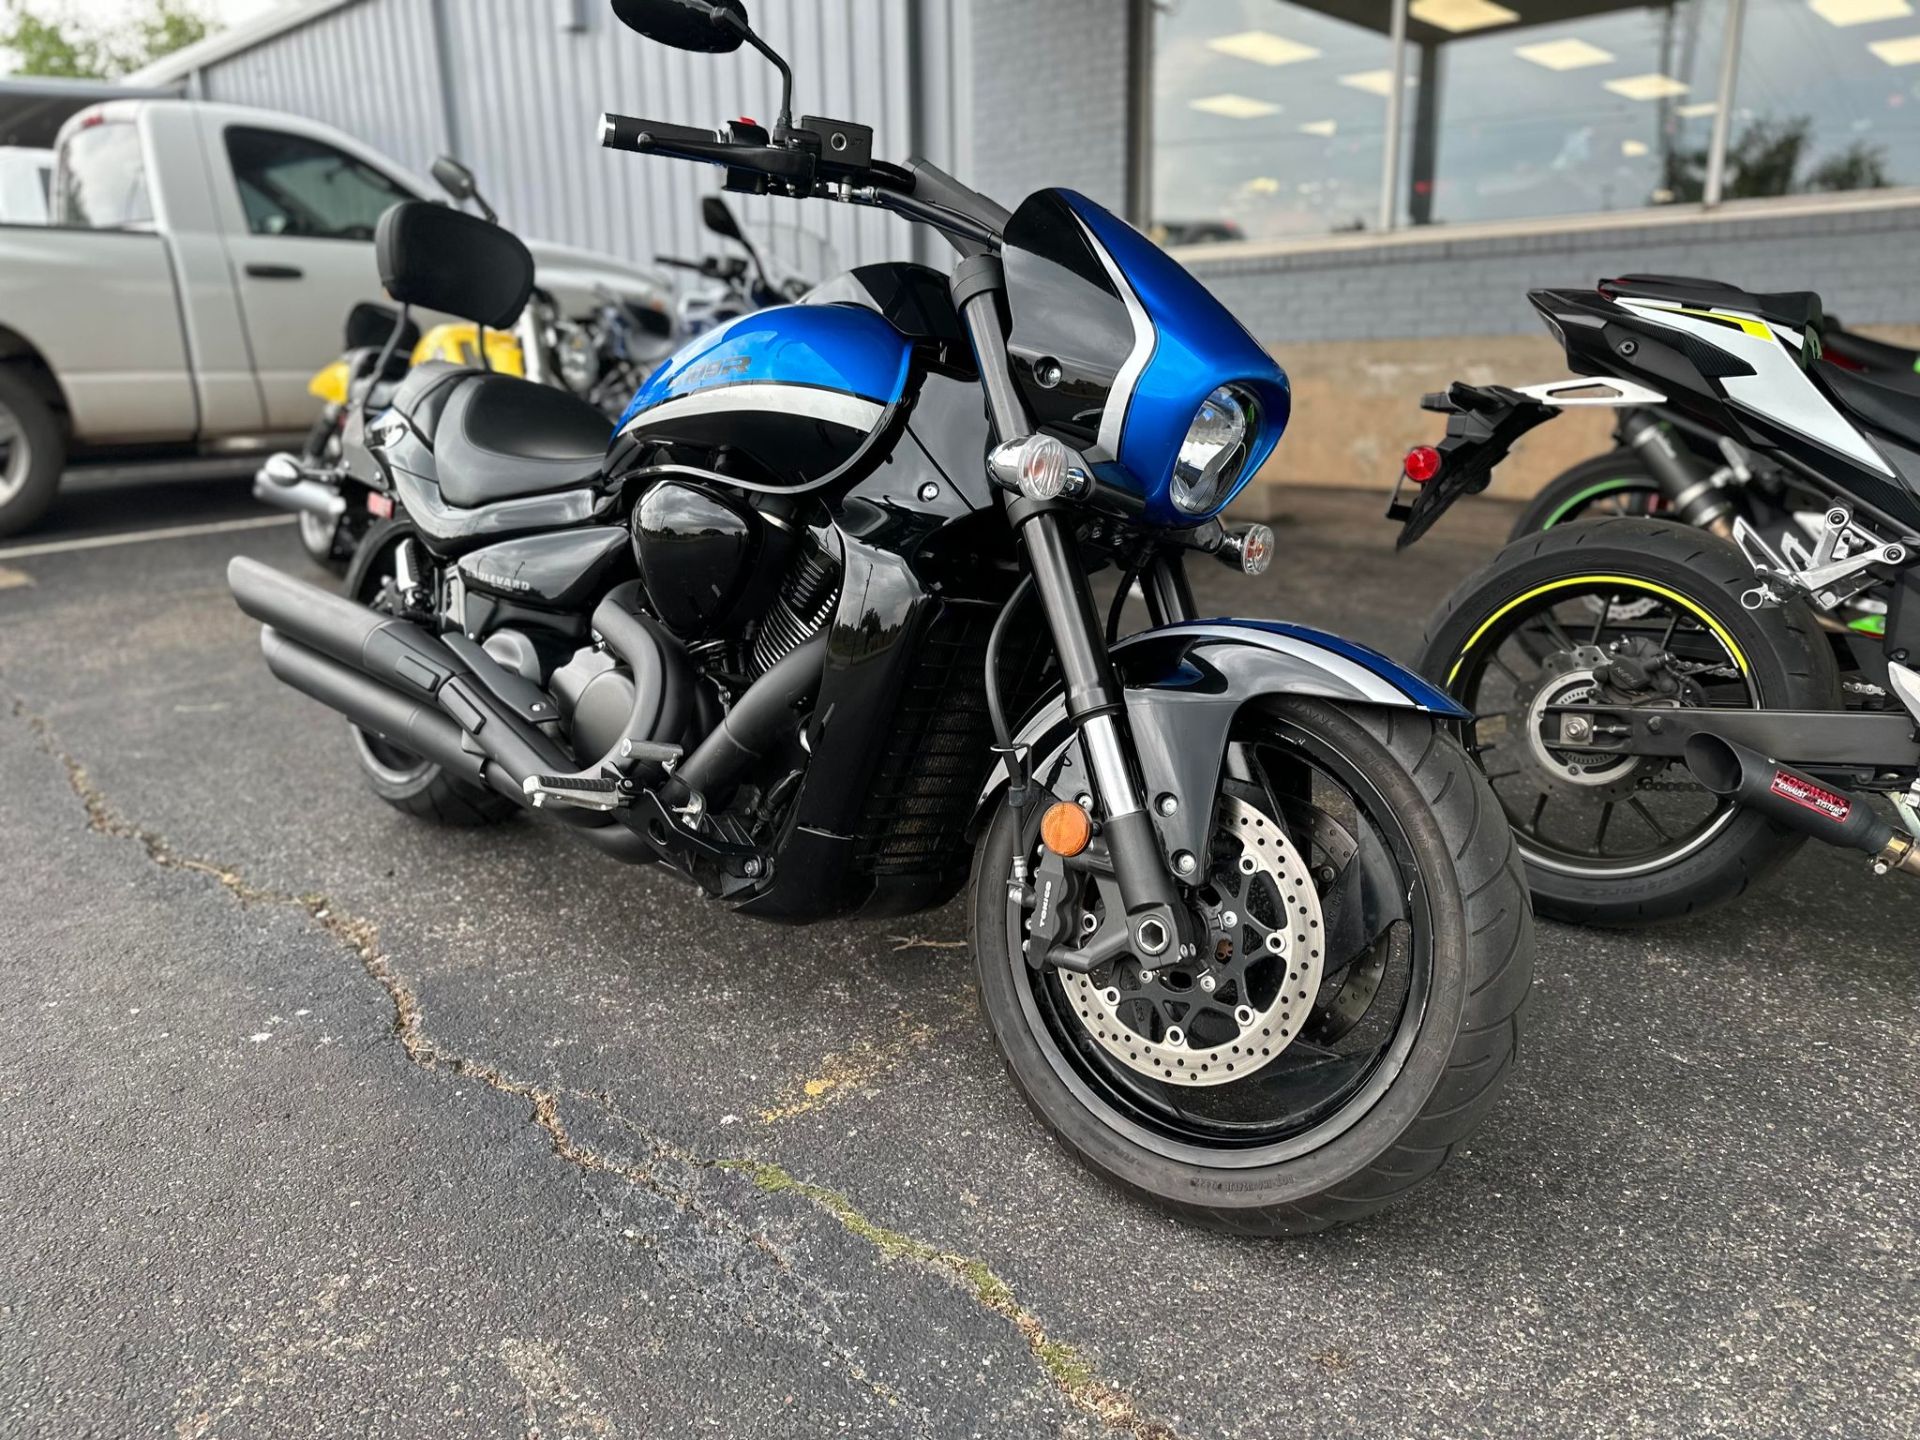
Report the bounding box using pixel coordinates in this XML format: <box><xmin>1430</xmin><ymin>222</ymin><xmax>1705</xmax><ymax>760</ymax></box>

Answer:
<box><xmin>970</xmin><ymin>697</ymin><xmax>1532</xmax><ymax>1236</ymax></box>
<box><xmin>1509</xmin><ymin>450</ymin><xmax>1663</xmax><ymax>541</ymax></box>
<box><xmin>1419</xmin><ymin>518</ymin><xmax>1840</xmax><ymax>926</ymax></box>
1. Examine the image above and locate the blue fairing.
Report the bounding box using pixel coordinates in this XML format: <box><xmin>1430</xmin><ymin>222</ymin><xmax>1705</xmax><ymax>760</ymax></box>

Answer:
<box><xmin>1065</xmin><ymin>194</ymin><xmax>1291</xmax><ymax>526</ymax></box>
<box><xmin>616</xmin><ymin>303</ymin><xmax>914</xmax><ymax>434</ymax></box>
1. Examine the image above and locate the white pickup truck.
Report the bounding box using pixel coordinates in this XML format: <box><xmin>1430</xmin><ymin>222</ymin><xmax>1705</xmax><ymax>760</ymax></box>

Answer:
<box><xmin>0</xmin><ymin>98</ymin><xmax>671</xmax><ymax>537</ymax></box>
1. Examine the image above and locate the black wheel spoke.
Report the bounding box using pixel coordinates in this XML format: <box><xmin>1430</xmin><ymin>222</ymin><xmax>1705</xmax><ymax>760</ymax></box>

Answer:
<box><xmin>1628</xmin><ymin>797</ymin><xmax>1673</xmax><ymax>842</ymax></box>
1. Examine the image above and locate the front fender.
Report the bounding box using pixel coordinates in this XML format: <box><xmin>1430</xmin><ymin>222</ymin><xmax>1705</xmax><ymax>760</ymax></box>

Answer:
<box><xmin>976</xmin><ymin>619</ymin><xmax>1468</xmax><ymax>862</ymax></box>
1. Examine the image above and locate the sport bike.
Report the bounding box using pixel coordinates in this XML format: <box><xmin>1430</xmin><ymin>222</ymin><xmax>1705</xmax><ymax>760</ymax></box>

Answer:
<box><xmin>229</xmin><ymin>0</ymin><xmax>1533</xmax><ymax>1233</ymax></box>
<box><xmin>1505</xmin><ymin>316</ymin><xmax>1920</xmax><ymax>565</ymax></box>
<box><xmin>1392</xmin><ymin>274</ymin><xmax>1920</xmax><ymax>925</ymax></box>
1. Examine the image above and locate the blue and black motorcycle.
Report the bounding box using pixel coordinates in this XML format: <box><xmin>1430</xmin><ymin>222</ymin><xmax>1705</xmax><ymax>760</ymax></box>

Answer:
<box><xmin>227</xmin><ymin>0</ymin><xmax>1532</xmax><ymax>1234</ymax></box>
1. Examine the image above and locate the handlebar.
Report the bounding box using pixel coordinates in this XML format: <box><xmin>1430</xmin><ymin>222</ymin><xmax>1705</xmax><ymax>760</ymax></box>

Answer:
<box><xmin>600</xmin><ymin>111</ymin><xmax>1005</xmax><ymax>254</ymax></box>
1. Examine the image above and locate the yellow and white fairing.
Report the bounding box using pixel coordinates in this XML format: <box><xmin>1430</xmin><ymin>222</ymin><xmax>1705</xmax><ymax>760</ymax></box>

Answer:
<box><xmin>1613</xmin><ymin>297</ymin><xmax>1897</xmax><ymax>479</ymax></box>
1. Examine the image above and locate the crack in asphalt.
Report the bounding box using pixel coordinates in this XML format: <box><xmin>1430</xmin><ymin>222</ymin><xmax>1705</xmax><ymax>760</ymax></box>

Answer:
<box><xmin>12</xmin><ymin>696</ymin><xmax>1190</xmax><ymax>1440</ymax></box>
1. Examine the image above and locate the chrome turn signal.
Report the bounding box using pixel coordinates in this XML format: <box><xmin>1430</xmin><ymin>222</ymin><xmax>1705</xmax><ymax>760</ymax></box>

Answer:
<box><xmin>989</xmin><ymin>434</ymin><xmax>1089</xmax><ymax>502</ymax></box>
<box><xmin>1213</xmin><ymin>523</ymin><xmax>1274</xmax><ymax>575</ymax></box>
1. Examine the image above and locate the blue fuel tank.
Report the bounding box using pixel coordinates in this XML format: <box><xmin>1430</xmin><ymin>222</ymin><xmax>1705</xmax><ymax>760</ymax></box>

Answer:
<box><xmin>612</xmin><ymin>303</ymin><xmax>915</xmax><ymax>489</ymax></box>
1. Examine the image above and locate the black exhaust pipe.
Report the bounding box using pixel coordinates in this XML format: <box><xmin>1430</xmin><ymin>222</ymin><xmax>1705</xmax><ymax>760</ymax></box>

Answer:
<box><xmin>262</xmin><ymin>627</ymin><xmax>485</xmax><ymax>784</ymax></box>
<box><xmin>1683</xmin><ymin>733</ymin><xmax>1919</xmax><ymax>874</ymax></box>
<box><xmin>230</xmin><ymin>556</ymin><xmax>581</xmax><ymax>810</ymax></box>
<box><xmin>670</xmin><ymin>629</ymin><xmax>829</xmax><ymax>801</ymax></box>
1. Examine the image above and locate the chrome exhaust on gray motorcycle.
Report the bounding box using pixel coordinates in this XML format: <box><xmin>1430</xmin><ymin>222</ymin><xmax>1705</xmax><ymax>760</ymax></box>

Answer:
<box><xmin>252</xmin><ymin>453</ymin><xmax>346</xmax><ymax>520</ymax></box>
<box><xmin>1683</xmin><ymin>733</ymin><xmax>1920</xmax><ymax>878</ymax></box>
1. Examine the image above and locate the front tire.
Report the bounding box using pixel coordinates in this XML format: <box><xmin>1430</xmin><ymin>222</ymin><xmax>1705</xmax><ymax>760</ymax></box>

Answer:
<box><xmin>970</xmin><ymin>698</ymin><xmax>1532</xmax><ymax>1236</ymax></box>
<box><xmin>0</xmin><ymin>367</ymin><xmax>65</xmax><ymax>541</ymax></box>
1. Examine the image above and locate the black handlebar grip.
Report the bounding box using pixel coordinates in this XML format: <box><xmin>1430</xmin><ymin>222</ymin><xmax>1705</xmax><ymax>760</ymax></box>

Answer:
<box><xmin>600</xmin><ymin>113</ymin><xmax>721</xmax><ymax>154</ymax></box>
<box><xmin>600</xmin><ymin>113</ymin><xmax>648</xmax><ymax>153</ymax></box>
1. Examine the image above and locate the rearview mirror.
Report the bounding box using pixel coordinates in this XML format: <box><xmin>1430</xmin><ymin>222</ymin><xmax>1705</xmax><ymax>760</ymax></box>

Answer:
<box><xmin>609</xmin><ymin>0</ymin><xmax>748</xmax><ymax>53</ymax></box>
<box><xmin>701</xmin><ymin>195</ymin><xmax>744</xmax><ymax>243</ymax></box>
<box><xmin>431</xmin><ymin>156</ymin><xmax>476</xmax><ymax>202</ymax></box>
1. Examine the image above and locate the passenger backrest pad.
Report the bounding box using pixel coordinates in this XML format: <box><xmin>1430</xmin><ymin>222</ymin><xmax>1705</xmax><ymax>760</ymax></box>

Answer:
<box><xmin>375</xmin><ymin>201</ymin><xmax>535</xmax><ymax>331</ymax></box>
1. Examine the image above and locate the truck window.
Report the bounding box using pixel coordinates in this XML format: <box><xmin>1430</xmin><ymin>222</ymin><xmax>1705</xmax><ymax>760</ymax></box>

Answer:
<box><xmin>224</xmin><ymin>126</ymin><xmax>414</xmax><ymax>242</ymax></box>
<box><xmin>56</xmin><ymin>123</ymin><xmax>152</xmax><ymax>229</ymax></box>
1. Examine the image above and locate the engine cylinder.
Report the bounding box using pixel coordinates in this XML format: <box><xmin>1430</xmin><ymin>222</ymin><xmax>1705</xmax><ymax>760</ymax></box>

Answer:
<box><xmin>751</xmin><ymin>536</ymin><xmax>840</xmax><ymax>676</ymax></box>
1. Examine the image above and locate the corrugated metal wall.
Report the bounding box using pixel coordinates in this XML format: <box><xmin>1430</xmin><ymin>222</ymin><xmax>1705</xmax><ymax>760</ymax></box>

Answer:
<box><xmin>195</xmin><ymin>0</ymin><xmax>966</xmax><ymax>276</ymax></box>
<box><xmin>200</xmin><ymin>0</ymin><xmax>451</xmax><ymax>171</ymax></box>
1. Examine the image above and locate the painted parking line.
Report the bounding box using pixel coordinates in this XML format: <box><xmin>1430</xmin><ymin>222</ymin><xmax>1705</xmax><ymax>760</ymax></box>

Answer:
<box><xmin>0</xmin><ymin>514</ymin><xmax>296</xmax><ymax>562</ymax></box>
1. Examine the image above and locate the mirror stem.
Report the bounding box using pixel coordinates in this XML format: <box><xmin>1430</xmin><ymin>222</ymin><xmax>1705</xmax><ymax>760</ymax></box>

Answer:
<box><xmin>741</xmin><ymin>29</ymin><xmax>794</xmax><ymax>141</ymax></box>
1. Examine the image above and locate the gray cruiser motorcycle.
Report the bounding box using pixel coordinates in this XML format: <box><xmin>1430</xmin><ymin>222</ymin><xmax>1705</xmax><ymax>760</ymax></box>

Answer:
<box><xmin>228</xmin><ymin>0</ymin><xmax>1531</xmax><ymax>1233</ymax></box>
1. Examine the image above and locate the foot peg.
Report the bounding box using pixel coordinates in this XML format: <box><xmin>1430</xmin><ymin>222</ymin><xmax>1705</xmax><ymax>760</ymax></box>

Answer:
<box><xmin>524</xmin><ymin>773</ymin><xmax>629</xmax><ymax>812</ymax></box>
<box><xmin>521</xmin><ymin>739</ymin><xmax>684</xmax><ymax>813</ymax></box>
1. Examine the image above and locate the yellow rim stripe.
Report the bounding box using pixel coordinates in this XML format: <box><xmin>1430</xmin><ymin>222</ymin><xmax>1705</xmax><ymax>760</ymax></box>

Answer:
<box><xmin>1446</xmin><ymin>574</ymin><xmax>1752</xmax><ymax>687</ymax></box>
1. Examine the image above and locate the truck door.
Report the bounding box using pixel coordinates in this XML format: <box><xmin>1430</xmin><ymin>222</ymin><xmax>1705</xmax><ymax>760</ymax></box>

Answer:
<box><xmin>214</xmin><ymin>122</ymin><xmax>418</xmax><ymax>431</ymax></box>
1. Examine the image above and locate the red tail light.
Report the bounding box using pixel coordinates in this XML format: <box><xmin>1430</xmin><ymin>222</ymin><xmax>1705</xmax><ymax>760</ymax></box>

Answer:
<box><xmin>1403</xmin><ymin>445</ymin><xmax>1443</xmax><ymax>484</ymax></box>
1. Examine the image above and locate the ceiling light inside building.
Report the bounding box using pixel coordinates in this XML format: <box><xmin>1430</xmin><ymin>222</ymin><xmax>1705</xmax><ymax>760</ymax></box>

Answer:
<box><xmin>1412</xmin><ymin>0</ymin><xmax>1519</xmax><ymax>33</ymax></box>
<box><xmin>1677</xmin><ymin>101</ymin><xmax>1720</xmax><ymax>117</ymax></box>
<box><xmin>1514</xmin><ymin>38</ymin><xmax>1617</xmax><ymax>70</ymax></box>
<box><xmin>1811</xmin><ymin>0</ymin><xmax>1912</xmax><ymax>27</ymax></box>
<box><xmin>1298</xmin><ymin>119</ymin><xmax>1338</xmax><ymax>137</ymax></box>
<box><xmin>1621</xmin><ymin>138</ymin><xmax>1650</xmax><ymax>156</ymax></box>
<box><xmin>1869</xmin><ymin>32</ymin><xmax>1920</xmax><ymax>61</ymax></box>
<box><xmin>1189</xmin><ymin>93</ymin><xmax>1283</xmax><ymax>119</ymax></box>
<box><xmin>1207</xmin><ymin>30</ymin><xmax>1322</xmax><ymax>65</ymax></box>
<box><xmin>1605</xmin><ymin>73</ymin><xmax>1691</xmax><ymax>100</ymax></box>
<box><xmin>1339</xmin><ymin>69</ymin><xmax>1397</xmax><ymax>96</ymax></box>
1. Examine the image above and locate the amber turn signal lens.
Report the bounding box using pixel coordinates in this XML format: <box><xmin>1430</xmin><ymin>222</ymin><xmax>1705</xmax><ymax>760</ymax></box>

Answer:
<box><xmin>1040</xmin><ymin>800</ymin><xmax>1092</xmax><ymax>857</ymax></box>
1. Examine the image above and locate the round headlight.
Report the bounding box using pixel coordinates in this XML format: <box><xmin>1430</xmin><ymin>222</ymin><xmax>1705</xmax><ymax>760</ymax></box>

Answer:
<box><xmin>1171</xmin><ymin>385</ymin><xmax>1255</xmax><ymax>516</ymax></box>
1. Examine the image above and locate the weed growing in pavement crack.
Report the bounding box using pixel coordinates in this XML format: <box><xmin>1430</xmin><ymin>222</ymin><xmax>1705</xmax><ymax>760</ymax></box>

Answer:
<box><xmin>10</xmin><ymin>694</ymin><xmax>1189</xmax><ymax>1440</ymax></box>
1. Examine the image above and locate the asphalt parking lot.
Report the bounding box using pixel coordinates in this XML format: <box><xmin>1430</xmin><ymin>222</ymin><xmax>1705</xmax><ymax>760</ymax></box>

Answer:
<box><xmin>2</xmin><ymin>476</ymin><xmax>1916</xmax><ymax>1440</ymax></box>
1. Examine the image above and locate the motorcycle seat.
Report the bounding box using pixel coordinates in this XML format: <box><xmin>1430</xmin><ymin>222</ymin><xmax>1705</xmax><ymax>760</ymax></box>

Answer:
<box><xmin>1819</xmin><ymin>365</ymin><xmax>1920</xmax><ymax>453</ymax></box>
<box><xmin>433</xmin><ymin>372</ymin><xmax>611</xmax><ymax>509</ymax></box>
<box><xmin>1603</xmin><ymin>274</ymin><xmax>1824</xmax><ymax>336</ymax></box>
<box><xmin>387</xmin><ymin>360</ymin><xmax>480</xmax><ymax>437</ymax></box>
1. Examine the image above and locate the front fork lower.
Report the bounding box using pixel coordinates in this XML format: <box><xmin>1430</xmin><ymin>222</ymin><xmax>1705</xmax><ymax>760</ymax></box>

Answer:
<box><xmin>1017</xmin><ymin>505</ymin><xmax>1196</xmax><ymax>960</ymax></box>
<box><xmin>951</xmin><ymin>252</ymin><xmax>1198</xmax><ymax>962</ymax></box>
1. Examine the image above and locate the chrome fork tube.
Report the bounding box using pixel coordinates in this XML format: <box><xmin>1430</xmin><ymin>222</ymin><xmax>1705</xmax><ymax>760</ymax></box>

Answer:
<box><xmin>951</xmin><ymin>256</ymin><xmax>1185</xmax><ymax>946</ymax></box>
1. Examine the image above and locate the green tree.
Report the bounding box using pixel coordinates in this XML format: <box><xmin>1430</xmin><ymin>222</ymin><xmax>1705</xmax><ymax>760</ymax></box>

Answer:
<box><xmin>1</xmin><ymin>0</ymin><xmax>218</xmax><ymax>80</ymax></box>
<box><xmin>1660</xmin><ymin>114</ymin><xmax>1891</xmax><ymax>203</ymax></box>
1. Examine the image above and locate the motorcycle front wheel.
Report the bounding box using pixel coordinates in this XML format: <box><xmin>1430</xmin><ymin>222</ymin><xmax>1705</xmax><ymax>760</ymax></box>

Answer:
<box><xmin>970</xmin><ymin>697</ymin><xmax>1532</xmax><ymax>1235</ymax></box>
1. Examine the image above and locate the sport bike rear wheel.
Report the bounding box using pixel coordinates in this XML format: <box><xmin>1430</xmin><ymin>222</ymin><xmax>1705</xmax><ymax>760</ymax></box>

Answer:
<box><xmin>1509</xmin><ymin>450</ymin><xmax>1664</xmax><ymax>541</ymax></box>
<box><xmin>1419</xmin><ymin>518</ymin><xmax>1840</xmax><ymax>925</ymax></box>
<box><xmin>970</xmin><ymin>697</ymin><xmax>1532</xmax><ymax>1235</ymax></box>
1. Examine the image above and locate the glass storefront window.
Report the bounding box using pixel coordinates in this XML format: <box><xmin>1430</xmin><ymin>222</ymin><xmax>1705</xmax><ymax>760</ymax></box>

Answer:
<box><xmin>1397</xmin><ymin>0</ymin><xmax>1731</xmax><ymax>227</ymax></box>
<box><xmin>1152</xmin><ymin>0</ymin><xmax>1396</xmax><ymax>243</ymax></box>
<box><xmin>1725</xmin><ymin>0</ymin><xmax>1920</xmax><ymax>199</ymax></box>
<box><xmin>1148</xmin><ymin>0</ymin><xmax>1920</xmax><ymax>247</ymax></box>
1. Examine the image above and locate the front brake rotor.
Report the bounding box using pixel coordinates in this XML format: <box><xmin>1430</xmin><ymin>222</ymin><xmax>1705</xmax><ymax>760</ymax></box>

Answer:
<box><xmin>1060</xmin><ymin>795</ymin><xmax>1325</xmax><ymax>1088</ymax></box>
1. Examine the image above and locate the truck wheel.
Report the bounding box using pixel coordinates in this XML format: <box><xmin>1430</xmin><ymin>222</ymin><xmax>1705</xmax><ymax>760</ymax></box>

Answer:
<box><xmin>0</xmin><ymin>369</ymin><xmax>64</xmax><ymax>540</ymax></box>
